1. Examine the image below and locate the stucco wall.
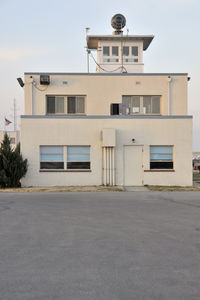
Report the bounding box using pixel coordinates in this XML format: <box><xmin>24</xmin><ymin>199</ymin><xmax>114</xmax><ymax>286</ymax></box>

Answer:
<box><xmin>20</xmin><ymin>116</ymin><xmax>192</xmax><ymax>187</ymax></box>
<box><xmin>24</xmin><ymin>74</ymin><xmax>188</xmax><ymax>116</ymax></box>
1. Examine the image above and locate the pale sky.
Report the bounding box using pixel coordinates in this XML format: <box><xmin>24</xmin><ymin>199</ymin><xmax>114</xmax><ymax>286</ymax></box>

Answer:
<box><xmin>0</xmin><ymin>0</ymin><xmax>200</xmax><ymax>150</ymax></box>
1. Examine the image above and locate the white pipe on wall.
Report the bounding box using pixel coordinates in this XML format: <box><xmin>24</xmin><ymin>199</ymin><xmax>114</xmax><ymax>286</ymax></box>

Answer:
<box><xmin>102</xmin><ymin>146</ymin><xmax>116</xmax><ymax>186</ymax></box>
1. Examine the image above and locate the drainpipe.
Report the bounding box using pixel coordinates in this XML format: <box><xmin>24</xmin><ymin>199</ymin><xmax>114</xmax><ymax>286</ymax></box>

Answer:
<box><xmin>168</xmin><ymin>76</ymin><xmax>172</xmax><ymax>115</ymax></box>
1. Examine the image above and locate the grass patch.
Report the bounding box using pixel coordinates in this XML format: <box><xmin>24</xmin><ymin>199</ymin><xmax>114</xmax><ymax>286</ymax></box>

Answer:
<box><xmin>0</xmin><ymin>186</ymin><xmax>124</xmax><ymax>193</ymax></box>
<box><xmin>148</xmin><ymin>185</ymin><xmax>200</xmax><ymax>191</ymax></box>
<box><xmin>193</xmin><ymin>171</ymin><xmax>200</xmax><ymax>181</ymax></box>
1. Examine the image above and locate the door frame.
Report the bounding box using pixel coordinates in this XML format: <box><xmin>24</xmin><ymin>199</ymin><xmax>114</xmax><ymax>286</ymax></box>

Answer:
<box><xmin>123</xmin><ymin>144</ymin><xmax>144</xmax><ymax>186</ymax></box>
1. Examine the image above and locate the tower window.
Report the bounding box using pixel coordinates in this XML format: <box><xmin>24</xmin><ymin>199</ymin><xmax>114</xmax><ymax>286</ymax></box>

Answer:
<box><xmin>123</xmin><ymin>46</ymin><xmax>129</xmax><ymax>56</ymax></box>
<box><xmin>112</xmin><ymin>46</ymin><xmax>118</xmax><ymax>56</ymax></box>
<box><xmin>132</xmin><ymin>46</ymin><xmax>138</xmax><ymax>56</ymax></box>
<box><xmin>103</xmin><ymin>46</ymin><xmax>110</xmax><ymax>56</ymax></box>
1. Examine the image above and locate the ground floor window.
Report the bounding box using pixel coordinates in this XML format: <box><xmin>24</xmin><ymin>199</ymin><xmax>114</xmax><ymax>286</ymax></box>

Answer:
<box><xmin>67</xmin><ymin>146</ymin><xmax>90</xmax><ymax>169</ymax></box>
<box><xmin>40</xmin><ymin>146</ymin><xmax>64</xmax><ymax>169</ymax></box>
<box><xmin>40</xmin><ymin>146</ymin><xmax>90</xmax><ymax>170</ymax></box>
<box><xmin>150</xmin><ymin>146</ymin><xmax>173</xmax><ymax>169</ymax></box>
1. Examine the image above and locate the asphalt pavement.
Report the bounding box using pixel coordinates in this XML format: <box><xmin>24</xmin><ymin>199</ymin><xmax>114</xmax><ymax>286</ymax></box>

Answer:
<box><xmin>0</xmin><ymin>191</ymin><xmax>200</xmax><ymax>300</ymax></box>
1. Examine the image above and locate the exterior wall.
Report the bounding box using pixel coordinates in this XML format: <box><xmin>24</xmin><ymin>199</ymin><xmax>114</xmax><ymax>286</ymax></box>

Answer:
<box><xmin>20</xmin><ymin>116</ymin><xmax>192</xmax><ymax>187</ymax></box>
<box><xmin>97</xmin><ymin>40</ymin><xmax>144</xmax><ymax>73</ymax></box>
<box><xmin>24</xmin><ymin>74</ymin><xmax>188</xmax><ymax>116</ymax></box>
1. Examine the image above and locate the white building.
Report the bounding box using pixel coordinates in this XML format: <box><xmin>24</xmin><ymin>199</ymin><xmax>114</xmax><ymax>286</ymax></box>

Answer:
<box><xmin>20</xmin><ymin>14</ymin><xmax>192</xmax><ymax>187</ymax></box>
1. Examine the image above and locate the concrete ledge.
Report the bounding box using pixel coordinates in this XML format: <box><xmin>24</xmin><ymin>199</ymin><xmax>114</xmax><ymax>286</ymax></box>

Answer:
<box><xmin>21</xmin><ymin>115</ymin><xmax>193</xmax><ymax>119</ymax></box>
<box><xmin>39</xmin><ymin>170</ymin><xmax>92</xmax><ymax>172</ymax></box>
<box><xmin>144</xmin><ymin>170</ymin><xmax>175</xmax><ymax>172</ymax></box>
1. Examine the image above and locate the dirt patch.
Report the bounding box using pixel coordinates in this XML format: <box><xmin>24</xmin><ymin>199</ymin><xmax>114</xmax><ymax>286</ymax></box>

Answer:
<box><xmin>148</xmin><ymin>186</ymin><xmax>200</xmax><ymax>191</ymax></box>
<box><xmin>0</xmin><ymin>186</ymin><xmax>124</xmax><ymax>193</ymax></box>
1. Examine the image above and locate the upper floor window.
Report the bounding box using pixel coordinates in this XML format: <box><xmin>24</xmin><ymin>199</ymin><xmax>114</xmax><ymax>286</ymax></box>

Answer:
<box><xmin>46</xmin><ymin>96</ymin><xmax>85</xmax><ymax>115</ymax></box>
<box><xmin>67</xmin><ymin>97</ymin><xmax>84</xmax><ymax>114</ymax></box>
<box><xmin>143</xmin><ymin>96</ymin><xmax>160</xmax><ymax>114</ymax></box>
<box><xmin>103</xmin><ymin>46</ymin><xmax>110</xmax><ymax>56</ymax></box>
<box><xmin>47</xmin><ymin>96</ymin><xmax>65</xmax><ymax>114</ymax></box>
<box><xmin>112</xmin><ymin>46</ymin><xmax>118</xmax><ymax>56</ymax></box>
<box><xmin>122</xmin><ymin>96</ymin><xmax>161</xmax><ymax>115</ymax></box>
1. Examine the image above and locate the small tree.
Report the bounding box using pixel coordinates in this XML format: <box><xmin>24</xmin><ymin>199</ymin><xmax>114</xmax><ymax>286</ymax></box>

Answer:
<box><xmin>0</xmin><ymin>133</ymin><xmax>28</xmax><ymax>188</ymax></box>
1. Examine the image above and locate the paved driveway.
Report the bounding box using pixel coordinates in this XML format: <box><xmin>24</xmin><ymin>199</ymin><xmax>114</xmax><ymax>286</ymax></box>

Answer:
<box><xmin>0</xmin><ymin>191</ymin><xmax>200</xmax><ymax>300</ymax></box>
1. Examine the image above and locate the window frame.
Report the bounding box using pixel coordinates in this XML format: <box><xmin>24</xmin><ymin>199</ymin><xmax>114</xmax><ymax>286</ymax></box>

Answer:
<box><xmin>122</xmin><ymin>95</ymin><xmax>161</xmax><ymax>115</ymax></box>
<box><xmin>102</xmin><ymin>45</ymin><xmax>119</xmax><ymax>64</ymax></box>
<box><xmin>150</xmin><ymin>145</ymin><xmax>174</xmax><ymax>170</ymax></box>
<box><xmin>123</xmin><ymin>46</ymin><xmax>129</xmax><ymax>56</ymax></box>
<box><xmin>132</xmin><ymin>46</ymin><xmax>138</xmax><ymax>57</ymax></box>
<box><xmin>67</xmin><ymin>146</ymin><xmax>90</xmax><ymax>170</ymax></box>
<box><xmin>46</xmin><ymin>95</ymin><xmax>86</xmax><ymax>115</ymax></box>
<box><xmin>112</xmin><ymin>46</ymin><xmax>119</xmax><ymax>57</ymax></box>
<box><xmin>40</xmin><ymin>145</ymin><xmax>91</xmax><ymax>171</ymax></box>
<box><xmin>40</xmin><ymin>146</ymin><xmax>64</xmax><ymax>170</ymax></box>
<box><xmin>103</xmin><ymin>46</ymin><xmax>110</xmax><ymax>56</ymax></box>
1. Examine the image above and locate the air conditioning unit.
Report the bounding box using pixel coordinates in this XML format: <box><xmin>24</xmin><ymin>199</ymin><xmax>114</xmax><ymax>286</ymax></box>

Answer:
<box><xmin>40</xmin><ymin>75</ymin><xmax>50</xmax><ymax>85</ymax></box>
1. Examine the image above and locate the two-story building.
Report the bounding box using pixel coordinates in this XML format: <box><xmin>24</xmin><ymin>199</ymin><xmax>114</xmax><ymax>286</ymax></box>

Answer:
<box><xmin>20</xmin><ymin>14</ymin><xmax>192</xmax><ymax>187</ymax></box>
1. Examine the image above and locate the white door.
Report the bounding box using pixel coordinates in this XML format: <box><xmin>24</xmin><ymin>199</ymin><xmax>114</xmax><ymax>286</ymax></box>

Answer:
<box><xmin>124</xmin><ymin>146</ymin><xmax>143</xmax><ymax>186</ymax></box>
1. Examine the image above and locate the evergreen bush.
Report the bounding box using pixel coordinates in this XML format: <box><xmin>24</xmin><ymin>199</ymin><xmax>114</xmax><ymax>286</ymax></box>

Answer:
<box><xmin>0</xmin><ymin>133</ymin><xmax>28</xmax><ymax>188</ymax></box>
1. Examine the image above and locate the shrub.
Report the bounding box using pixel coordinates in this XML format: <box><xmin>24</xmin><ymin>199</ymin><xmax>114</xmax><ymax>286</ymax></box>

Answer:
<box><xmin>0</xmin><ymin>133</ymin><xmax>28</xmax><ymax>188</ymax></box>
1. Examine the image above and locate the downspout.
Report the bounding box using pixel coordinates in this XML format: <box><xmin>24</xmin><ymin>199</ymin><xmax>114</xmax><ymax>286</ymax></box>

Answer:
<box><xmin>168</xmin><ymin>76</ymin><xmax>172</xmax><ymax>115</ymax></box>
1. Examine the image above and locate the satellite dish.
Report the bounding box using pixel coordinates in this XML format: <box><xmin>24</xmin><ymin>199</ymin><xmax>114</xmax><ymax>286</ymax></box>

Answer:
<box><xmin>111</xmin><ymin>14</ymin><xmax>126</xmax><ymax>31</ymax></box>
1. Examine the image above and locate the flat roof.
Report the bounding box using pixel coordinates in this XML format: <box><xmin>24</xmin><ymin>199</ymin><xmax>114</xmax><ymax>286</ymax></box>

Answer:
<box><xmin>24</xmin><ymin>72</ymin><xmax>188</xmax><ymax>76</ymax></box>
<box><xmin>87</xmin><ymin>35</ymin><xmax>154</xmax><ymax>50</ymax></box>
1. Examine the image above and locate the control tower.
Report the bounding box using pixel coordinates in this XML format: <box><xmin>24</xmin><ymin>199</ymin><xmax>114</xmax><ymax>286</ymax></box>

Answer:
<box><xmin>87</xmin><ymin>14</ymin><xmax>154</xmax><ymax>73</ymax></box>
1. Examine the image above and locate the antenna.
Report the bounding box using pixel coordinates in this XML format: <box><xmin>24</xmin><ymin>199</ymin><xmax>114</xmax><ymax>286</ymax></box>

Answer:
<box><xmin>13</xmin><ymin>98</ymin><xmax>16</xmax><ymax>131</ymax></box>
<box><xmin>85</xmin><ymin>27</ymin><xmax>90</xmax><ymax>73</ymax></box>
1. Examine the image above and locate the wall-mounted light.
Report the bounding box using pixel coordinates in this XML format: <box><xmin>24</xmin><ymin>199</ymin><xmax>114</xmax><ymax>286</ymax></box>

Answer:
<box><xmin>168</xmin><ymin>76</ymin><xmax>172</xmax><ymax>82</ymax></box>
<box><xmin>17</xmin><ymin>77</ymin><xmax>24</xmax><ymax>87</ymax></box>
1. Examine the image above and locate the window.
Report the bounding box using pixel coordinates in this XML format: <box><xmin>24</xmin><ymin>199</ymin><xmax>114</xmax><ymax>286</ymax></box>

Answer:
<box><xmin>40</xmin><ymin>146</ymin><xmax>64</xmax><ymax>169</ymax></box>
<box><xmin>123</xmin><ymin>46</ymin><xmax>129</xmax><ymax>56</ymax></box>
<box><xmin>132</xmin><ymin>46</ymin><xmax>138</xmax><ymax>56</ymax></box>
<box><xmin>150</xmin><ymin>146</ymin><xmax>173</xmax><ymax>169</ymax></box>
<box><xmin>10</xmin><ymin>138</ymin><xmax>15</xmax><ymax>144</ymax></box>
<box><xmin>47</xmin><ymin>96</ymin><xmax>85</xmax><ymax>114</ymax></box>
<box><xmin>125</xmin><ymin>58</ymin><xmax>138</xmax><ymax>63</ymax></box>
<box><xmin>40</xmin><ymin>146</ymin><xmax>91</xmax><ymax>170</ymax></box>
<box><xmin>122</xmin><ymin>96</ymin><xmax>140</xmax><ymax>114</ymax></box>
<box><xmin>47</xmin><ymin>96</ymin><xmax>64</xmax><ymax>114</ymax></box>
<box><xmin>122</xmin><ymin>96</ymin><xmax>160</xmax><ymax>115</ymax></box>
<box><xmin>112</xmin><ymin>46</ymin><xmax>118</xmax><ymax>56</ymax></box>
<box><xmin>67</xmin><ymin>97</ymin><xmax>84</xmax><ymax>114</ymax></box>
<box><xmin>103</xmin><ymin>46</ymin><xmax>110</xmax><ymax>56</ymax></box>
<box><xmin>103</xmin><ymin>58</ymin><xmax>119</xmax><ymax>63</ymax></box>
<box><xmin>143</xmin><ymin>96</ymin><xmax>160</xmax><ymax>114</ymax></box>
<box><xmin>67</xmin><ymin>146</ymin><xmax>90</xmax><ymax>169</ymax></box>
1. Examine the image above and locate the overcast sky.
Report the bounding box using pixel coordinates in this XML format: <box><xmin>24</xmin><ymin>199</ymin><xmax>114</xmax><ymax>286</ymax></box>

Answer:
<box><xmin>0</xmin><ymin>0</ymin><xmax>199</xmax><ymax>150</ymax></box>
